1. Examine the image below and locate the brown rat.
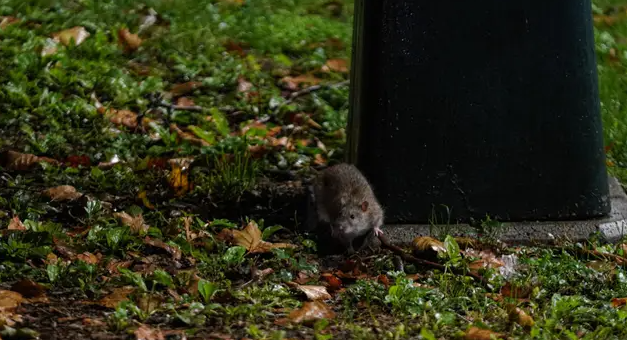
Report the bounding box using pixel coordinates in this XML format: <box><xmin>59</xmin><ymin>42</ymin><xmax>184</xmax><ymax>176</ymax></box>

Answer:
<box><xmin>305</xmin><ymin>163</ymin><xmax>384</xmax><ymax>254</ymax></box>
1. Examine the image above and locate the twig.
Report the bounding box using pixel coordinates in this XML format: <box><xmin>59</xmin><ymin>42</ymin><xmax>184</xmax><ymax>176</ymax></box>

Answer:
<box><xmin>377</xmin><ymin>233</ymin><xmax>490</xmax><ymax>288</ymax></box>
<box><xmin>273</xmin><ymin>79</ymin><xmax>350</xmax><ymax>114</ymax></box>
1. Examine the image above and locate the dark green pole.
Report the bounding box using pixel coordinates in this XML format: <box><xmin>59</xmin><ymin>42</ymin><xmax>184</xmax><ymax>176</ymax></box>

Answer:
<box><xmin>346</xmin><ymin>0</ymin><xmax>610</xmax><ymax>223</ymax></box>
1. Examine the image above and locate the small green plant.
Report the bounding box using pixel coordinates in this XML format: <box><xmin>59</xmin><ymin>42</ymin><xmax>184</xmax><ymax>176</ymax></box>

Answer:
<box><xmin>428</xmin><ymin>204</ymin><xmax>456</xmax><ymax>239</ymax></box>
<box><xmin>207</xmin><ymin>151</ymin><xmax>260</xmax><ymax>201</ymax></box>
<box><xmin>472</xmin><ymin>215</ymin><xmax>506</xmax><ymax>240</ymax></box>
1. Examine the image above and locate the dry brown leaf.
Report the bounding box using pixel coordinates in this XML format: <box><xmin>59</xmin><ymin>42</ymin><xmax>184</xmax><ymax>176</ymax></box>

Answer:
<box><xmin>230</xmin><ymin>221</ymin><xmax>296</xmax><ymax>253</ymax></box>
<box><xmin>505</xmin><ymin>303</ymin><xmax>535</xmax><ymax>328</ymax></box>
<box><xmin>143</xmin><ymin>237</ymin><xmax>182</xmax><ymax>260</ymax></box>
<box><xmin>98</xmin><ymin>286</ymin><xmax>135</xmax><ymax>308</ymax></box>
<box><xmin>52</xmin><ymin>26</ymin><xmax>90</xmax><ymax>46</ymax></box>
<box><xmin>321</xmin><ymin>273</ymin><xmax>342</xmax><ymax>291</ymax></box>
<box><xmin>98</xmin><ymin>107</ymin><xmax>140</xmax><ymax>129</ymax></box>
<box><xmin>0</xmin><ymin>16</ymin><xmax>20</xmax><ymax>29</ymax></box>
<box><xmin>134</xmin><ymin>323</ymin><xmax>165</xmax><ymax>340</ymax></box>
<box><xmin>176</xmin><ymin>97</ymin><xmax>196</xmax><ymax>107</ymax></box>
<box><xmin>10</xmin><ymin>279</ymin><xmax>46</xmax><ymax>299</ymax></box>
<box><xmin>106</xmin><ymin>259</ymin><xmax>133</xmax><ymax>275</ymax></box>
<box><xmin>43</xmin><ymin>185</ymin><xmax>83</xmax><ymax>201</ymax></box>
<box><xmin>322</xmin><ymin>58</ymin><xmax>348</xmax><ymax>73</ymax></box>
<box><xmin>237</xmin><ymin>77</ymin><xmax>253</xmax><ymax>93</ymax></box>
<box><xmin>7</xmin><ymin>216</ymin><xmax>26</xmax><ymax>231</ymax></box>
<box><xmin>280</xmin><ymin>74</ymin><xmax>321</xmax><ymax>91</ymax></box>
<box><xmin>0</xmin><ymin>309</ymin><xmax>23</xmax><ymax>328</ymax></box>
<box><xmin>464</xmin><ymin>326</ymin><xmax>504</xmax><ymax>340</ymax></box>
<box><xmin>288</xmin><ymin>283</ymin><xmax>331</xmax><ymax>301</ymax></box>
<box><xmin>313</xmin><ymin>153</ymin><xmax>326</xmax><ymax>166</ymax></box>
<box><xmin>76</xmin><ymin>252</ymin><xmax>99</xmax><ymax>265</ymax></box>
<box><xmin>118</xmin><ymin>28</ymin><xmax>142</xmax><ymax>52</ymax></box>
<box><xmin>0</xmin><ymin>290</ymin><xmax>24</xmax><ymax>310</ymax></box>
<box><xmin>500</xmin><ymin>282</ymin><xmax>532</xmax><ymax>299</ymax></box>
<box><xmin>169</xmin><ymin>81</ymin><xmax>203</xmax><ymax>97</ymax></box>
<box><xmin>1</xmin><ymin>150</ymin><xmax>60</xmax><ymax>170</ymax></box>
<box><xmin>114</xmin><ymin>212</ymin><xmax>150</xmax><ymax>235</ymax></box>
<box><xmin>287</xmin><ymin>301</ymin><xmax>336</xmax><ymax>324</ymax></box>
<box><xmin>612</xmin><ymin>297</ymin><xmax>627</xmax><ymax>308</ymax></box>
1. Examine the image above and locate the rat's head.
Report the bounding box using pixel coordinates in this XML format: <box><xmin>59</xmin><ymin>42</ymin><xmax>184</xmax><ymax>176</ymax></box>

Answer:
<box><xmin>331</xmin><ymin>200</ymin><xmax>370</xmax><ymax>241</ymax></box>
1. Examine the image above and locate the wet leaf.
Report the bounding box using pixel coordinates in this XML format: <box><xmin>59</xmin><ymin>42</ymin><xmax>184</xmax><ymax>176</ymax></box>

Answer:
<box><xmin>464</xmin><ymin>326</ymin><xmax>504</xmax><ymax>340</ymax></box>
<box><xmin>106</xmin><ymin>259</ymin><xmax>133</xmax><ymax>275</ymax></box>
<box><xmin>287</xmin><ymin>301</ymin><xmax>336</xmax><ymax>324</ymax></box>
<box><xmin>137</xmin><ymin>190</ymin><xmax>155</xmax><ymax>210</ymax></box>
<box><xmin>118</xmin><ymin>28</ymin><xmax>143</xmax><ymax>52</ymax></box>
<box><xmin>322</xmin><ymin>58</ymin><xmax>348</xmax><ymax>73</ymax></box>
<box><xmin>134</xmin><ymin>324</ymin><xmax>165</xmax><ymax>340</ymax></box>
<box><xmin>321</xmin><ymin>273</ymin><xmax>342</xmax><ymax>292</ymax></box>
<box><xmin>43</xmin><ymin>185</ymin><xmax>83</xmax><ymax>201</ymax></box>
<box><xmin>289</xmin><ymin>283</ymin><xmax>331</xmax><ymax>301</ymax></box>
<box><xmin>98</xmin><ymin>286</ymin><xmax>135</xmax><ymax>309</ymax></box>
<box><xmin>114</xmin><ymin>212</ymin><xmax>149</xmax><ymax>235</ymax></box>
<box><xmin>7</xmin><ymin>217</ymin><xmax>26</xmax><ymax>231</ymax></box>
<box><xmin>230</xmin><ymin>221</ymin><xmax>296</xmax><ymax>253</ymax></box>
<box><xmin>143</xmin><ymin>237</ymin><xmax>182</xmax><ymax>260</ymax></box>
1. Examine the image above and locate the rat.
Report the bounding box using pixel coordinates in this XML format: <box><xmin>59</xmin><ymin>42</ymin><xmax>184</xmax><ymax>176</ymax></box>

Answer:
<box><xmin>304</xmin><ymin>163</ymin><xmax>385</xmax><ymax>254</ymax></box>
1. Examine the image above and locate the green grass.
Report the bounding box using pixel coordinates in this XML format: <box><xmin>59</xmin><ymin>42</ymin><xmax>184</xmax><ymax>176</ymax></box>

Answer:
<box><xmin>0</xmin><ymin>0</ymin><xmax>627</xmax><ymax>339</ymax></box>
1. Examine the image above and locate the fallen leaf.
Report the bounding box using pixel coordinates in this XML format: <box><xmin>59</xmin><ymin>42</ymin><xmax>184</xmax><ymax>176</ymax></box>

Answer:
<box><xmin>169</xmin><ymin>82</ymin><xmax>203</xmax><ymax>97</ymax></box>
<box><xmin>176</xmin><ymin>97</ymin><xmax>195</xmax><ymax>107</ymax></box>
<box><xmin>288</xmin><ymin>282</ymin><xmax>332</xmax><ymax>301</ymax></box>
<box><xmin>137</xmin><ymin>190</ymin><xmax>155</xmax><ymax>210</ymax></box>
<box><xmin>413</xmin><ymin>236</ymin><xmax>446</xmax><ymax>253</ymax></box>
<box><xmin>322</xmin><ymin>58</ymin><xmax>348</xmax><ymax>73</ymax></box>
<box><xmin>170</xmin><ymin>124</ymin><xmax>210</xmax><ymax>147</ymax></box>
<box><xmin>106</xmin><ymin>259</ymin><xmax>134</xmax><ymax>275</ymax></box>
<box><xmin>76</xmin><ymin>252</ymin><xmax>99</xmax><ymax>265</ymax></box>
<box><xmin>7</xmin><ymin>216</ymin><xmax>26</xmax><ymax>231</ymax></box>
<box><xmin>98</xmin><ymin>286</ymin><xmax>135</xmax><ymax>308</ymax></box>
<box><xmin>612</xmin><ymin>297</ymin><xmax>627</xmax><ymax>308</ymax></box>
<box><xmin>505</xmin><ymin>303</ymin><xmax>535</xmax><ymax>328</ymax></box>
<box><xmin>43</xmin><ymin>185</ymin><xmax>83</xmax><ymax>201</ymax></box>
<box><xmin>10</xmin><ymin>279</ymin><xmax>46</xmax><ymax>301</ymax></box>
<box><xmin>280</xmin><ymin>74</ymin><xmax>321</xmax><ymax>91</ymax></box>
<box><xmin>98</xmin><ymin>107</ymin><xmax>140</xmax><ymax>129</ymax></box>
<box><xmin>287</xmin><ymin>301</ymin><xmax>336</xmax><ymax>324</ymax></box>
<box><xmin>500</xmin><ymin>282</ymin><xmax>533</xmax><ymax>300</ymax></box>
<box><xmin>0</xmin><ymin>290</ymin><xmax>24</xmax><ymax>310</ymax></box>
<box><xmin>137</xmin><ymin>294</ymin><xmax>163</xmax><ymax>314</ymax></box>
<box><xmin>143</xmin><ymin>237</ymin><xmax>182</xmax><ymax>260</ymax></box>
<box><xmin>134</xmin><ymin>324</ymin><xmax>165</xmax><ymax>340</ymax></box>
<box><xmin>321</xmin><ymin>273</ymin><xmax>342</xmax><ymax>292</ymax></box>
<box><xmin>313</xmin><ymin>153</ymin><xmax>326</xmax><ymax>166</ymax></box>
<box><xmin>223</xmin><ymin>40</ymin><xmax>247</xmax><ymax>56</ymax></box>
<box><xmin>464</xmin><ymin>326</ymin><xmax>504</xmax><ymax>340</ymax></box>
<box><xmin>65</xmin><ymin>155</ymin><xmax>91</xmax><ymax>167</ymax></box>
<box><xmin>52</xmin><ymin>26</ymin><xmax>90</xmax><ymax>46</ymax></box>
<box><xmin>230</xmin><ymin>221</ymin><xmax>296</xmax><ymax>253</ymax></box>
<box><xmin>118</xmin><ymin>28</ymin><xmax>142</xmax><ymax>52</ymax></box>
<box><xmin>167</xmin><ymin>156</ymin><xmax>193</xmax><ymax>196</ymax></box>
<box><xmin>237</xmin><ymin>77</ymin><xmax>253</xmax><ymax>93</ymax></box>
<box><xmin>1</xmin><ymin>150</ymin><xmax>59</xmax><ymax>170</ymax></box>
<box><xmin>82</xmin><ymin>317</ymin><xmax>106</xmax><ymax>327</ymax></box>
<box><xmin>0</xmin><ymin>16</ymin><xmax>20</xmax><ymax>29</ymax></box>
<box><xmin>114</xmin><ymin>212</ymin><xmax>150</xmax><ymax>235</ymax></box>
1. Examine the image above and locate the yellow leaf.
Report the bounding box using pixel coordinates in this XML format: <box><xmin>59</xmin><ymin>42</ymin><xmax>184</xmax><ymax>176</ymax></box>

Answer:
<box><xmin>52</xmin><ymin>26</ymin><xmax>90</xmax><ymax>46</ymax></box>
<box><xmin>230</xmin><ymin>221</ymin><xmax>296</xmax><ymax>254</ymax></box>
<box><xmin>118</xmin><ymin>28</ymin><xmax>142</xmax><ymax>52</ymax></box>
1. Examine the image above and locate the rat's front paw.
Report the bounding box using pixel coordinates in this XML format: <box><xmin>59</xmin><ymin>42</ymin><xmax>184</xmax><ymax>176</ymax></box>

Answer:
<box><xmin>374</xmin><ymin>226</ymin><xmax>383</xmax><ymax>237</ymax></box>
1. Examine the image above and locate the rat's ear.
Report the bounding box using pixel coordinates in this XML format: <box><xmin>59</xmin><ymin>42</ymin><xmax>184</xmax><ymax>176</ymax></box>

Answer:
<box><xmin>361</xmin><ymin>201</ymin><xmax>369</xmax><ymax>212</ymax></box>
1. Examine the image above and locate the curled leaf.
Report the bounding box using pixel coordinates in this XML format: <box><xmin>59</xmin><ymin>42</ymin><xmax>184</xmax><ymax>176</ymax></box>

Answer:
<box><xmin>143</xmin><ymin>237</ymin><xmax>182</xmax><ymax>260</ymax></box>
<box><xmin>288</xmin><ymin>282</ymin><xmax>332</xmax><ymax>301</ymax></box>
<box><xmin>322</xmin><ymin>58</ymin><xmax>348</xmax><ymax>73</ymax></box>
<box><xmin>98</xmin><ymin>286</ymin><xmax>135</xmax><ymax>309</ymax></box>
<box><xmin>114</xmin><ymin>212</ymin><xmax>149</xmax><ymax>235</ymax></box>
<box><xmin>229</xmin><ymin>221</ymin><xmax>296</xmax><ymax>253</ymax></box>
<box><xmin>52</xmin><ymin>26</ymin><xmax>90</xmax><ymax>46</ymax></box>
<box><xmin>287</xmin><ymin>301</ymin><xmax>336</xmax><ymax>324</ymax></box>
<box><xmin>118</xmin><ymin>28</ymin><xmax>142</xmax><ymax>52</ymax></box>
<box><xmin>7</xmin><ymin>216</ymin><xmax>26</xmax><ymax>231</ymax></box>
<box><xmin>1</xmin><ymin>150</ymin><xmax>59</xmax><ymax>170</ymax></box>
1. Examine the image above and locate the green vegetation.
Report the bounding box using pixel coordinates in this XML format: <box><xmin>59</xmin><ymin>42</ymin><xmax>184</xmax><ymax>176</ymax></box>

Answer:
<box><xmin>0</xmin><ymin>0</ymin><xmax>626</xmax><ymax>339</ymax></box>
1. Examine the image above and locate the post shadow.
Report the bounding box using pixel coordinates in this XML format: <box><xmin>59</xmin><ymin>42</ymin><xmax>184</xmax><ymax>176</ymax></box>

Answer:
<box><xmin>346</xmin><ymin>0</ymin><xmax>611</xmax><ymax>224</ymax></box>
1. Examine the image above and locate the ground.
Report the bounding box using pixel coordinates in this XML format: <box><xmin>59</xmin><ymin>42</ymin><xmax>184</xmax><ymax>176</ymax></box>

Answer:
<box><xmin>2</xmin><ymin>0</ymin><xmax>627</xmax><ymax>339</ymax></box>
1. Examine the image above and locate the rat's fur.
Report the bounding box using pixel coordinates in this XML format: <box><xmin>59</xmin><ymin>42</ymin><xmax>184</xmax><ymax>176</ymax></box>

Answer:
<box><xmin>305</xmin><ymin>163</ymin><xmax>384</xmax><ymax>254</ymax></box>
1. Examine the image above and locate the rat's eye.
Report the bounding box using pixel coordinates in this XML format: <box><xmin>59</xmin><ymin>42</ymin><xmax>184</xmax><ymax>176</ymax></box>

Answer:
<box><xmin>350</xmin><ymin>214</ymin><xmax>355</xmax><ymax>219</ymax></box>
